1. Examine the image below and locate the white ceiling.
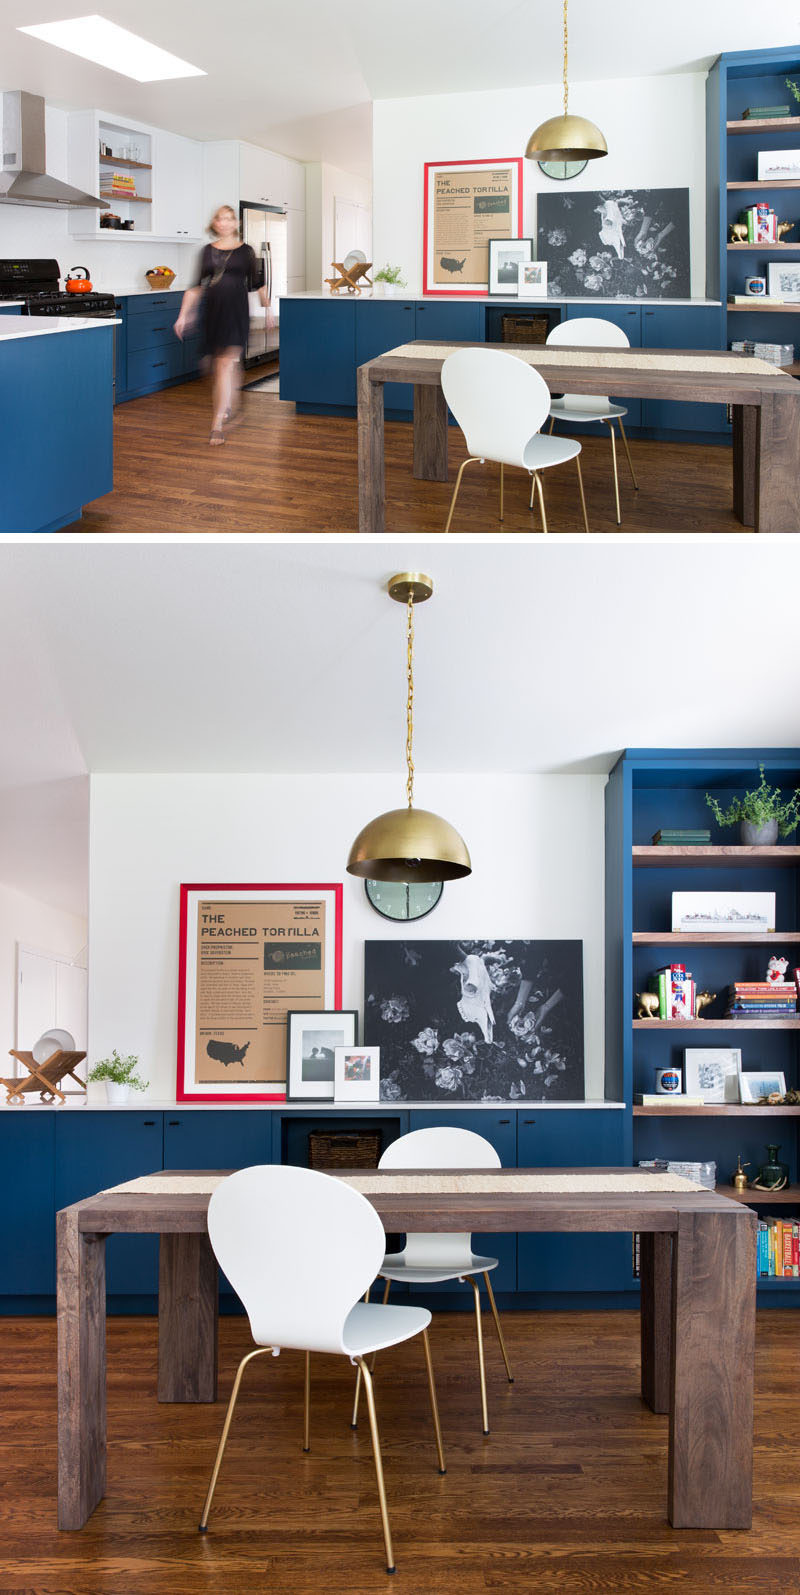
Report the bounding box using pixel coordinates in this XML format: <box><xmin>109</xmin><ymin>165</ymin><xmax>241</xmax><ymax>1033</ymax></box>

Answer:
<box><xmin>1</xmin><ymin>1</ymin><xmax>796</xmax><ymax>173</ymax></box>
<box><xmin>3</xmin><ymin>536</ymin><xmax>800</xmax><ymax>915</ymax></box>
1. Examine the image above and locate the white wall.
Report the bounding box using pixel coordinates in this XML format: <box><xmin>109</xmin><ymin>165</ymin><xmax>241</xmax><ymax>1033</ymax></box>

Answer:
<box><xmin>372</xmin><ymin>72</ymin><xmax>707</xmax><ymax>295</ymax></box>
<box><xmin>0</xmin><ymin>881</ymin><xmax>86</xmax><ymax>1059</ymax></box>
<box><xmin>88</xmin><ymin>772</ymin><xmax>606</xmax><ymax>1102</ymax></box>
<box><xmin>304</xmin><ymin>161</ymin><xmax>372</xmax><ymax>289</ymax></box>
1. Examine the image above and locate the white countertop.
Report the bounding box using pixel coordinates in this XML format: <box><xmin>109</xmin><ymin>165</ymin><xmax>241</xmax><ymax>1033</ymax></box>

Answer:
<box><xmin>282</xmin><ymin>291</ymin><xmax>723</xmax><ymax>308</ymax></box>
<box><xmin>0</xmin><ymin>316</ymin><xmax>121</xmax><ymax>342</ymax></box>
<box><xmin>0</xmin><ymin>1097</ymin><xmax>626</xmax><ymax>1112</ymax></box>
<box><xmin>0</xmin><ymin>301</ymin><xmax>25</xmax><ymax>309</ymax></box>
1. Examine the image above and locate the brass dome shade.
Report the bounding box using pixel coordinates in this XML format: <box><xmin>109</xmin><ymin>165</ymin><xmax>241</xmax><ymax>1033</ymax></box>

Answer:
<box><xmin>347</xmin><ymin>807</ymin><xmax>472</xmax><ymax>883</ymax></box>
<box><xmin>345</xmin><ymin>572</ymin><xmax>471</xmax><ymax>885</ymax></box>
<box><xmin>524</xmin><ymin>113</ymin><xmax>607</xmax><ymax>163</ymax></box>
<box><xmin>524</xmin><ymin>0</ymin><xmax>607</xmax><ymax>165</ymax></box>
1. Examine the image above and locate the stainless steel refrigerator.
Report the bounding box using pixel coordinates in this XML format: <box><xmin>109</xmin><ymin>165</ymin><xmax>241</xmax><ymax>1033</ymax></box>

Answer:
<box><xmin>239</xmin><ymin>200</ymin><xmax>288</xmax><ymax>368</ymax></box>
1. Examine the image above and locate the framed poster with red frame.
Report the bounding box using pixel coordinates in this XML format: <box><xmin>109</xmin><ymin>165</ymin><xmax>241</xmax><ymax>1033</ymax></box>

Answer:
<box><xmin>177</xmin><ymin>883</ymin><xmax>343</xmax><ymax>1103</ymax></box>
<box><xmin>423</xmin><ymin>157</ymin><xmax>524</xmax><ymax>296</ymax></box>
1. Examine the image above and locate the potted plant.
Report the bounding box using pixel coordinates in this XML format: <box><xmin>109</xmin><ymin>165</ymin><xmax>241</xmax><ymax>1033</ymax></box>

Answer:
<box><xmin>373</xmin><ymin>263</ymin><xmax>407</xmax><ymax>299</ymax></box>
<box><xmin>88</xmin><ymin>1050</ymin><xmax>148</xmax><ymax>1104</ymax></box>
<box><xmin>705</xmin><ymin>764</ymin><xmax>800</xmax><ymax>845</ymax></box>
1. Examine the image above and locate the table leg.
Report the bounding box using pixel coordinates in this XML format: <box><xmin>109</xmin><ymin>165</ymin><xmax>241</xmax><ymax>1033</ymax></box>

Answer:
<box><xmin>732</xmin><ymin>404</ymin><xmax>758</xmax><ymax>528</ymax></box>
<box><xmin>639</xmin><ymin>1232</ymin><xmax>672</xmax><ymax>1415</ymax></box>
<box><xmin>57</xmin><ymin>1210</ymin><xmax>106</xmax><ymax>1530</ymax></box>
<box><xmin>754</xmin><ymin>391</ymin><xmax>800</xmax><ymax>533</ymax></box>
<box><xmin>413</xmin><ymin>384</ymin><xmax>449</xmax><ymax>482</ymax></box>
<box><xmin>158</xmin><ymin>1233</ymin><xmax>218</xmax><ymax>1403</ymax></box>
<box><xmin>669</xmin><ymin>1209</ymin><xmax>756</xmax><ymax>1529</ymax></box>
<box><xmin>358</xmin><ymin>365</ymin><xmax>385</xmax><ymax>533</ymax></box>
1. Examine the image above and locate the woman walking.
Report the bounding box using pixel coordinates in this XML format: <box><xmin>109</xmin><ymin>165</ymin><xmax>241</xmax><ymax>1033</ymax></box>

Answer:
<box><xmin>175</xmin><ymin>205</ymin><xmax>267</xmax><ymax>444</ymax></box>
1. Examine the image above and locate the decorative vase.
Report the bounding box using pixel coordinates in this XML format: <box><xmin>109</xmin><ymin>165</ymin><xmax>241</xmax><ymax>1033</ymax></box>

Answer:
<box><xmin>751</xmin><ymin>1144</ymin><xmax>789</xmax><ymax>1191</ymax></box>
<box><xmin>105</xmin><ymin>1082</ymin><xmax>130</xmax><ymax>1105</ymax></box>
<box><xmin>382</xmin><ymin>283</ymin><xmax>398</xmax><ymax>298</ymax></box>
<box><xmin>739</xmin><ymin>818</ymin><xmax>779</xmax><ymax>845</ymax></box>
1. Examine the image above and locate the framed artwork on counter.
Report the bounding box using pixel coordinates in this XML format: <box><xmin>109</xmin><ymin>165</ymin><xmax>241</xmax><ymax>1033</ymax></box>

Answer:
<box><xmin>176</xmin><ymin>882</ymin><xmax>343</xmax><ymax>1102</ymax></box>
<box><xmin>286</xmin><ymin>1010</ymin><xmax>359</xmax><ymax>1101</ymax></box>
<box><xmin>487</xmin><ymin>236</ymin><xmax>533</xmax><ymax>296</ymax></box>
<box><xmin>423</xmin><ymin>157</ymin><xmax>523</xmax><ymax>296</ymax></box>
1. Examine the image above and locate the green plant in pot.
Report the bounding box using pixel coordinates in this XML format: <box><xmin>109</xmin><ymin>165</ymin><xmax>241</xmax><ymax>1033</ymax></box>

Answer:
<box><xmin>88</xmin><ymin>1050</ymin><xmax>148</xmax><ymax>1104</ymax></box>
<box><xmin>374</xmin><ymin>263</ymin><xmax>407</xmax><ymax>298</ymax></box>
<box><xmin>705</xmin><ymin>764</ymin><xmax>800</xmax><ymax>846</ymax></box>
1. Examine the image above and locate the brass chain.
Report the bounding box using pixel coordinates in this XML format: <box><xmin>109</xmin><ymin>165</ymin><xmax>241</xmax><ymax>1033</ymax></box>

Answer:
<box><xmin>562</xmin><ymin>0</ymin><xmax>569</xmax><ymax>118</ymax></box>
<box><xmin>405</xmin><ymin>592</ymin><xmax>415</xmax><ymax>809</ymax></box>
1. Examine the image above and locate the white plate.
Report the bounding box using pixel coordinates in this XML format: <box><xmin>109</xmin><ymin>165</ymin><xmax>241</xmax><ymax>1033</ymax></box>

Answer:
<box><xmin>343</xmin><ymin>249</ymin><xmax>367</xmax><ymax>271</ymax></box>
<box><xmin>32</xmin><ymin>1028</ymin><xmax>76</xmax><ymax>1062</ymax></box>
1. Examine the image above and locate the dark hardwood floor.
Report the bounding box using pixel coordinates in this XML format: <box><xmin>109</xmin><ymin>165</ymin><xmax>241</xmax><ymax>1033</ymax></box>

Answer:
<box><xmin>68</xmin><ymin>381</ymin><xmax>746</xmax><ymax>536</ymax></box>
<box><xmin>1</xmin><ymin>1310</ymin><xmax>797</xmax><ymax>1594</ymax></box>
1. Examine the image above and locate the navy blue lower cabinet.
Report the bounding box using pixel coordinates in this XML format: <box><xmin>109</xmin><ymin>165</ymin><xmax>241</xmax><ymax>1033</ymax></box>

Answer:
<box><xmin>280</xmin><ymin>297</ymin><xmax>356</xmax><ymax>409</ymax></box>
<box><xmin>164</xmin><ymin>1111</ymin><xmax>271</xmax><ymax>1299</ymax></box>
<box><xmin>355</xmin><ymin>301</ymin><xmax>416</xmax><ymax>415</ymax></box>
<box><xmin>517</xmin><ymin>1111</ymin><xmax>633</xmax><ymax>1295</ymax></box>
<box><xmin>415</xmin><ymin>302</ymin><xmax>483</xmax><ymax>343</ymax></box>
<box><xmin>54</xmin><ymin>1113</ymin><xmax>164</xmax><ymax>1302</ymax></box>
<box><xmin>640</xmin><ymin>305</ymin><xmax>727</xmax><ymax>436</ymax></box>
<box><xmin>565</xmin><ymin>304</ymin><xmax>642</xmax><ymax>428</ymax></box>
<box><xmin>0</xmin><ymin>1114</ymin><xmax>55</xmax><ymax>1300</ymax></box>
<box><xmin>408</xmin><ymin>1110</ymin><xmax>517</xmax><ymax>1293</ymax></box>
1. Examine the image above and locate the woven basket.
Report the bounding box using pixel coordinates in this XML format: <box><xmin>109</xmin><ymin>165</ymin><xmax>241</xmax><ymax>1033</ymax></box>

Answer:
<box><xmin>307</xmin><ymin>1131</ymin><xmax>382</xmax><ymax>1171</ymax></box>
<box><xmin>502</xmin><ymin>314</ymin><xmax>549</xmax><ymax>344</ymax></box>
<box><xmin>145</xmin><ymin>270</ymin><xmax>176</xmax><ymax>290</ymax></box>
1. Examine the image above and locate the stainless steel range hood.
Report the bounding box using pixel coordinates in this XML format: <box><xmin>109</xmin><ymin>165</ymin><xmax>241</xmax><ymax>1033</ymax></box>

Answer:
<box><xmin>0</xmin><ymin>91</ymin><xmax>108</xmax><ymax>209</ymax></box>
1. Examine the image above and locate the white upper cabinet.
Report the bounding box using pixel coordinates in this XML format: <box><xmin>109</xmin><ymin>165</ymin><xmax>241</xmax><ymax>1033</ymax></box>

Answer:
<box><xmin>239</xmin><ymin>142</ymin><xmax>305</xmax><ymax>211</ymax></box>
<box><xmin>152</xmin><ymin>130</ymin><xmax>203</xmax><ymax>239</ymax></box>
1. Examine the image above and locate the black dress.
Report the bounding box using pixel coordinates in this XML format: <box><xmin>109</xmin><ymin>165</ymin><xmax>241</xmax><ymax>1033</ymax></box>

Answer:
<box><xmin>197</xmin><ymin>242</ymin><xmax>260</xmax><ymax>356</ymax></box>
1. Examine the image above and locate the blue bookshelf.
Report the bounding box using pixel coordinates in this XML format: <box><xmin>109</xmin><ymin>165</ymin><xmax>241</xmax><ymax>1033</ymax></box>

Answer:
<box><xmin>606</xmin><ymin>749</ymin><xmax>800</xmax><ymax>1302</ymax></box>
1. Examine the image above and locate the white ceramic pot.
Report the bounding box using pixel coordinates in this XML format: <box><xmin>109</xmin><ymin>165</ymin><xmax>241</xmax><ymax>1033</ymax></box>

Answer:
<box><xmin>105</xmin><ymin>1082</ymin><xmax>130</xmax><ymax>1105</ymax></box>
<box><xmin>382</xmin><ymin>283</ymin><xmax>398</xmax><ymax>297</ymax></box>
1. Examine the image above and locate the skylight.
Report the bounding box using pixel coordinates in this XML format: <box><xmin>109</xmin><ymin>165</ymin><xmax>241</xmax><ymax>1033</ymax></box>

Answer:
<box><xmin>18</xmin><ymin>15</ymin><xmax>205</xmax><ymax>81</ymax></box>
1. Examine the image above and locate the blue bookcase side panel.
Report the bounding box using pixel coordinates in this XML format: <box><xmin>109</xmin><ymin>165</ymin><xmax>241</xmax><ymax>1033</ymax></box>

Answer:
<box><xmin>517</xmin><ymin>1111</ymin><xmax>632</xmax><ymax>1292</ymax></box>
<box><xmin>279</xmin><ymin>298</ymin><xmax>356</xmax><ymax>406</ymax></box>
<box><xmin>407</xmin><ymin>1109</ymin><xmax>516</xmax><ymax>1291</ymax></box>
<box><xmin>54</xmin><ymin>1112</ymin><xmax>164</xmax><ymax>1296</ymax></box>
<box><xmin>0</xmin><ymin>1115</ymin><xmax>55</xmax><ymax>1295</ymax></box>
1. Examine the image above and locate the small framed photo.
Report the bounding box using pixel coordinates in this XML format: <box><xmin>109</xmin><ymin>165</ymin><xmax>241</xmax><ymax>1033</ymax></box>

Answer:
<box><xmin>767</xmin><ymin>262</ymin><xmax>800</xmax><ymax>303</ymax></box>
<box><xmin>517</xmin><ymin>260</ymin><xmax>548</xmax><ymax>299</ymax></box>
<box><xmin>671</xmin><ymin>891</ymin><xmax>775</xmax><ymax>934</ymax></box>
<box><xmin>334</xmin><ymin>1046</ymin><xmax>380</xmax><ymax>1103</ymax></box>
<box><xmin>739</xmin><ymin>1068</ymin><xmax>786</xmax><ymax>1104</ymax></box>
<box><xmin>684</xmin><ymin>1048</ymin><xmax>742</xmax><ymax>1103</ymax></box>
<box><xmin>757</xmin><ymin>148</ymin><xmax>800</xmax><ymax>183</ymax></box>
<box><xmin>286</xmin><ymin>1010</ymin><xmax>358</xmax><ymax>1101</ymax></box>
<box><xmin>488</xmin><ymin>237</ymin><xmax>533</xmax><ymax>296</ymax></box>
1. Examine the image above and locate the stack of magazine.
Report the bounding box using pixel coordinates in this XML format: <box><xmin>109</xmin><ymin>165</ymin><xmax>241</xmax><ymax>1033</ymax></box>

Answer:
<box><xmin>724</xmin><ymin>982</ymin><xmax>798</xmax><ymax>1018</ymax></box>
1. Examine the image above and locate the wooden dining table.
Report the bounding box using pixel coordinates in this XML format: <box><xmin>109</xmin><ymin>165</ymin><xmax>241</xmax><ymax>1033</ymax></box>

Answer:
<box><xmin>356</xmin><ymin>340</ymin><xmax>800</xmax><ymax>534</ymax></box>
<box><xmin>56</xmin><ymin>1168</ymin><xmax>756</xmax><ymax>1534</ymax></box>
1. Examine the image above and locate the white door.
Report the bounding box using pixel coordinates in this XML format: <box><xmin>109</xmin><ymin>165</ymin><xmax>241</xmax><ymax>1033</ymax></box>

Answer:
<box><xmin>16</xmin><ymin>947</ymin><xmax>88</xmax><ymax>1058</ymax></box>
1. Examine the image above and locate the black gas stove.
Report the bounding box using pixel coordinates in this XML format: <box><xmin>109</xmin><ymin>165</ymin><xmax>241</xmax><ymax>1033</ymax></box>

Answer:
<box><xmin>0</xmin><ymin>258</ymin><xmax>116</xmax><ymax>317</ymax></box>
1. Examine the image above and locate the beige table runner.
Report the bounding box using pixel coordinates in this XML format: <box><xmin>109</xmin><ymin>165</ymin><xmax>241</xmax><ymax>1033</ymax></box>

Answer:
<box><xmin>382</xmin><ymin>343</ymin><xmax>787</xmax><ymax>377</ymax></box>
<box><xmin>102</xmin><ymin>1170</ymin><xmax>706</xmax><ymax>1197</ymax></box>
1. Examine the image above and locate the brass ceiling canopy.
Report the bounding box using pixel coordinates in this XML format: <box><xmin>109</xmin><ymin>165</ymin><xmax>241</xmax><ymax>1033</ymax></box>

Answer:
<box><xmin>524</xmin><ymin>0</ymin><xmax>607</xmax><ymax>163</ymax></box>
<box><xmin>346</xmin><ymin>573</ymin><xmax>472</xmax><ymax>884</ymax></box>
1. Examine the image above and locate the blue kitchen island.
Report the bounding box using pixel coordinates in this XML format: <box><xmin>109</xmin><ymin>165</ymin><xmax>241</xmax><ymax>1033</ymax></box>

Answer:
<box><xmin>0</xmin><ymin>316</ymin><xmax>117</xmax><ymax>533</ymax></box>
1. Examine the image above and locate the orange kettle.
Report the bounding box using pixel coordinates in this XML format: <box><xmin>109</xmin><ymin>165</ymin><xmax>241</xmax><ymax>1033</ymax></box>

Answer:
<box><xmin>66</xmin><ymin>267</ymin><xmax>93</xmax><ymax>294</ymax></box>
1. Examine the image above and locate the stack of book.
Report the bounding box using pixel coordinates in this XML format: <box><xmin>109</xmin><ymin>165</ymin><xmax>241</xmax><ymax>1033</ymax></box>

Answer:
<box><xmin>742</xmin><ymin>104</ymin><xmax>790</xmax><ymax>119</ymax></box>
<box><xmin>109</xmin><ymin>172</ymin><xmax>137</xmax><ymax>196</ymax></box>
<box><xmin>651</xmin><ymin>828</ymin><xmax>710</xmax><ymax>847</ymax></box>
<box><xmin>724</xmin><ymin>982</ymin><xmax>798</xmax><ymax>1018</ymax></box>
<box><xmin>731</xmin><ymin>340</ymin><xmax>795</xmax><ymax>368</ymax></box>
<box><xmin>758</xmin><ymin>1217</ymin><xmax>799</xmax><ymax>1278</ymax></box>
<box><xmin>648</xmin><ymin>963</ymin><xmax>696</xmax><ymax>1020</ymax></box>
<box><xmin>738</xmin><ymin>202</ymin><xmax>779</xmax><ymax>242</ymax></box>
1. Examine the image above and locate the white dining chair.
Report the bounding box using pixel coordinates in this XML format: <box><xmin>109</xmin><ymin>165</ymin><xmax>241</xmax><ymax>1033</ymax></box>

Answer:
<box><xmin>200</xmin><ymin>1164</ymin><xmax>446</xmax><ymax>1573</ymax></box>
<box><xmin>352</xmin><ymin>1126</ymin><xmax>513</xmax><ymax>1437</ymax></box>
<box><xmin>545</xmin><ymin>317</ymin><xmax>640</xmax><ymax>525</ymax></box>
<box><xmin>440</xmin><ymin>346</ymin><xmax>589</xmax><ymax>534</ymax></box>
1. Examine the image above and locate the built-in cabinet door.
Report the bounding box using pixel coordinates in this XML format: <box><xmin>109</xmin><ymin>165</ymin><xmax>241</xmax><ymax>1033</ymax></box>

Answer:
<box><xmin>516</xmin><ymin>1111</ymin><xmax>633</xmax><ymax>1293</ymax></box>
<box><xmin>407</xmin><ymin>1110</ymin><xmax>517</xmax><ymax>1292</ymax></box>
<box><xmin>54</xmin><ymin>1113</ymin><xmax>164</xmax><ymax>1297</ymax></box>
<box><xmin>565</xmin><ymin>304</ymin><xmax>642</xmax><ymax>427</ymax></box>
<box><xmin>640</xmin><ymin>304</ymin><xmax>728</xmax><ymax>435</ymax></box>
<box><xmin>414</xmin><ymin>303</ymin><xmax>483</xmax><ymax>344</ymax></box>
<box><xmin>0</xmin><ymin>1114</ymin><xmax>55</xmax><ymax>1297</ymax></box>
<box><xmin>280</xmin><ymin>298</ymin><xmax>356</xmax><ymax>407</ymax></box>
<box><xmin>164</xmin><ymin>1111</ymin><xmax>271</xmax><ymax>1297</ymax></box>
<box><xmin>152</xmin><ymin>130</ymin><xmax>203</xmax><ymax>238</ymax></box>
<box><xmin>355</xmin><ymin>301</ymin><xmax>416</xmax><ymax>414</ymax></box>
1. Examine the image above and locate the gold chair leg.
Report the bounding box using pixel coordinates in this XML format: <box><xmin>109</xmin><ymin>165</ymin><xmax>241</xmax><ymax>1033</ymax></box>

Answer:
<box><xmin>199</xmin><ymin>1346</ymin><xmax>272</xmax><ymax>1531</ymax></box>
<box><xmin>499</xmin><ymin>462</ymin><xmax>504</xmax><ymax>523</ymax></box>
<box><xmin>465</xmin><ymin>1275</ymin><xmax>490</xmax><ymax>1435</ymax></box>
<box><xmin>618</xmin><ymin>417</ymin><xmax>639</xmax><ymax>490</ymax></box>
<box><xmin>529</xmin><ymin>472</ymin><xmax>535</xmax><ymax>511</ymax></box>
<box><xmin>443</xmin><ymin>456</ymin><xmax>479</xmax><ymax>534</ymax></box>
<box><xmin>303</xmin><ymin>1350</ymin><xmax>311</xmax><ymax>1452</ymax></box>
<box><xmin>482</xmin><ymin>1271</ymin><xmax>514</xmax><ymax>1383</ymax></box>
<box><xmin>575</xmin><ymin>453</ymin><xmax>590</xmax><ymax>534</ymax></box>
<box><xmin>421</xmin><ymin>1328</ymin><xmax>446</xmax><ymax>1475</ymax></box>
<box><xmin>549</xmin><ymin>416</ymin><xmax>555</xmax><ymax>434</ymax></box>
<box><xmin>356</xmin><ymin>1357</ymin><xmax>395</xmax><ymax>1573</ymax></box>
<box><xmin>352</xmin><ymin>1278</ymin><xmax>390</xmax><ymax>1428</ymax></box>
<box><xmin>535</xmin><ymin>472</ymin><xmax>548</xmax><ymax>534</ymax></box>
<box><xmin>605</xmin><ymin>419</ymin><xmax>622</xmax><ymax>525</ymax></box>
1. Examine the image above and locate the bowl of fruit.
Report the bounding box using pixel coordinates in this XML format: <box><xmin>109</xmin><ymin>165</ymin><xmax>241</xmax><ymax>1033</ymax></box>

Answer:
<box><xmin>145</xmin><ymin>266</ymin><xmax>176</xmax><ymax>289</ymax></box>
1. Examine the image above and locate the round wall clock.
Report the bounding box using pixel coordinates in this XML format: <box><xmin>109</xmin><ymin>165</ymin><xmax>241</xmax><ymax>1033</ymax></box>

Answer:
<box><xmin>538</xmin><ymin>159</ymin><xmax>588</xmax><ymax>181</ymax></box>
<box><xmin>364</xmin><ymin>879</ymin><xmax>444</xmax><ymax>922</ymax></box>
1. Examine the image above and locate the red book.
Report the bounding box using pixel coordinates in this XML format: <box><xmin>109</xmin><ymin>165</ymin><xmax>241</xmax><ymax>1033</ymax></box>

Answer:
<box><xmin>783</xmin><ymin>1225</ymin><xmax>794</xmax><ymax>1277</ymax></box>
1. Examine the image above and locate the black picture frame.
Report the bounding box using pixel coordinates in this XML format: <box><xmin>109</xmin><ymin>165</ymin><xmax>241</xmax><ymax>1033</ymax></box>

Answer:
<box><xmin>285</xmin><ymin>1009</ymin><xmax>359</xmax><ymax>1101</ymax></box>
<box><xmin>487</xmin><ymin>236</ymin><xmax>534</xmax><ymax>297</ymax></box>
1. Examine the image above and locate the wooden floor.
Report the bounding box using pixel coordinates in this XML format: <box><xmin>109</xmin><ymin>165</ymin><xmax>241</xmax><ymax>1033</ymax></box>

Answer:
<box><xmin>69</xmin><ymin>380</ymin><xmax>745</xmax><ymax>536</ymax></box>
<box><xmin>2</xmin><ymin>1311</ymin><xmax>798</xmax><ymax>1594</ymax></box>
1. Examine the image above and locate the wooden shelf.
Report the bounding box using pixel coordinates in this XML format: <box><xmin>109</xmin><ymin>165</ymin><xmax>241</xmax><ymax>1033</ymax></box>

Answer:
<box><xmin>633</xmin><ymin>846</ymin><xmax>800</xmax><ymax>867</ymax></box>
<box><xmin>783</xmin><ymin>363</ymin><xmax>800</xmax><ymax>377</ymax></box>
<box><xmin>728</xmin><ymin>302</ymin><xmax>800</xmax><ymax>312</ymax></box>
<box><xmin>633</xmin><ymin>1018</ymin><xmax>800</xmax><ymax>1029</ymax></box>
<box><xmin>98</xmin><ymin>156</ymin><xmax>152</xmax><ymax>170</ymax></box>
<box><xmin>633</xmin><ymin>931</ymin><xmax>800</xmax><ymax>945</ymax></box>
<box><xmin>634</xmin><ymin>1104</ymin><xmax>800</xmax><ymax>1116</ymax></box>
<box><xmin>727</xmin><ymin>117</ymin><xmax>800</xmax><ymax>135</ymax></box>
<box><xmin>99</xmin><ymin>194</ymin><xmax>152</xmax><ymax>203</ymax></box>
<box><xmin>727</xmin><ymin>179</ymin><xmax>800</xmax><ymax>189</ymax></box>
<box><xmin>718</xmin><ymin>1185</ymin><xmax>800</xmax><ymax>1204</ymax></box>
<box><xmin>727</xmin><ymin>242</ymin><xmax>800</xmax><ymax>250</ymax></box>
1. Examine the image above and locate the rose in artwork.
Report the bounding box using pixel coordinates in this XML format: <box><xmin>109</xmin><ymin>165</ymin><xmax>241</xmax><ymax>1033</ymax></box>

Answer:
<box><xmin>568</xmin><ymin>248</ymin><xmax>587</xmax><ymax>267</ymax></box>
<box><xmin>411</xmin><ymin>1027</ymin><xmax>439</xmax><ymax>1056</ymax></box>
<box><xmin>434</xmin><ymin>1064</ymin><xmax>464</xmax><ymax>1092</ymax></box>
<box><xmin>380</xmin><ymin>996</ymin><xmax>410</xmax><ymax>1024</ymax></box>
<box><xmin>441</xmin><ymin>1032</ymin><xmax>478</xmax><ymax>1064</ymax></box>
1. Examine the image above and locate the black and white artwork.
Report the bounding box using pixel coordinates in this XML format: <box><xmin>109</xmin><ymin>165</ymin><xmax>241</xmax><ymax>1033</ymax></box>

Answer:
<box><xmin>537</xmin><ymin>188</ymin><xmax>690</xmax><ymax>299</ymax></box>
<box><xmin>364</xmin><ymin>940</ymin><xmax>584</xmax><ymax>1103</ymax></box>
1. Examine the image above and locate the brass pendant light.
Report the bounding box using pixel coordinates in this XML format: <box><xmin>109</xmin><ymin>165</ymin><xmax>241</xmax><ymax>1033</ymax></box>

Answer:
<box><xmin>346</xmin><ymin>573</ymin><xmax>471</xmax><ymax>884</ymax></box>
<box><xmin>524</xmin><ymin>0</ymin><xmax>607</xmax><ymax>164</ymax></box>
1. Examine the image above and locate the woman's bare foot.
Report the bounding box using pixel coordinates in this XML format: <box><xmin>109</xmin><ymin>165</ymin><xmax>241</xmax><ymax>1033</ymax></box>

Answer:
<box><xmin>209</xmin><ymin>428</ymin><xmax>225</xmax><ymax>445</ymax></box>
